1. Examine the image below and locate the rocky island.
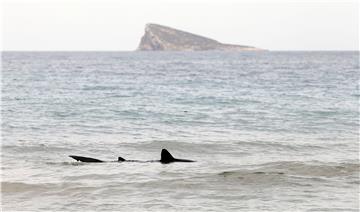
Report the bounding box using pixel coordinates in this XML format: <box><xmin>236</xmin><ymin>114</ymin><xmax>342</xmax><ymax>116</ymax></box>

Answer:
<box><xmin>137</xmin><ymin>23</ymin><xmax>263</xmax><ymax>51</ymax></box>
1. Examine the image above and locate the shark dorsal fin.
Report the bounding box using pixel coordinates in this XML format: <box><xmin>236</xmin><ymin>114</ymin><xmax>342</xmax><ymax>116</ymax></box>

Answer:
<box><xmin>160</xmin><ymin>149</ymin><xmax>175</xmax><ymax>163</ymax></box>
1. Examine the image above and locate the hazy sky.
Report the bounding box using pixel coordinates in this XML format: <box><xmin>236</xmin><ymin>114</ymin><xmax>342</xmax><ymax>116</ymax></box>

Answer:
<box><xmin>2</xmin><ymin>0</ymin><xmax>359</xmax><ymax>51</ymax></box>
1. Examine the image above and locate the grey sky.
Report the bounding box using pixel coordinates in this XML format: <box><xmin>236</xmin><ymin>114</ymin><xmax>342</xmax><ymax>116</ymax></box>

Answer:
<box><xmin>2</xmin><ymin>0</ymin><xmax>359</xmax><ymax>51</ymax></box>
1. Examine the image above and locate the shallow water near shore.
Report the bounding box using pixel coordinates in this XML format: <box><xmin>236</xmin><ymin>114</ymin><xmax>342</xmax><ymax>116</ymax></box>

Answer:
<box><xmin>2</xmin><ymin>51</ymin><xmax>359</xmax><ymax>211</ymax></box>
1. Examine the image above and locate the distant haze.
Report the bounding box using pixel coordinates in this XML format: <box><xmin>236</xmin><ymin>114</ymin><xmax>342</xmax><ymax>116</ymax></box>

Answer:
<box><xmin>2</xmin><ymin>0</ymin><xmax>359</xmax><ymax>51</ymax></box>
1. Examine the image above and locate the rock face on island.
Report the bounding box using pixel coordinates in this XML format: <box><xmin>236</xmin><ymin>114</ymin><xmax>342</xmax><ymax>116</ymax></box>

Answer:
<box><xmin>137</xmin><ymin>23</ymin><xmax>263</xmax><ymax>51</ymax></box>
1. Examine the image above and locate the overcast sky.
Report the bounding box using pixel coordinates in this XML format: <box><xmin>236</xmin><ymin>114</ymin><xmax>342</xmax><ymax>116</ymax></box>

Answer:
<box><xmin>2</xmin><ymin>0</ymin><xmax>359</xmax><ymax>51</ymax></box>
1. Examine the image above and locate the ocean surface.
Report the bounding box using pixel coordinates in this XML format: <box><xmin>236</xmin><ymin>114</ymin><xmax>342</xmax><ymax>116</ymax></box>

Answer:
<box><xmin>1</xmin><ymin>51</ymin><xmax>359</xmax><ymax>211</ymax></box>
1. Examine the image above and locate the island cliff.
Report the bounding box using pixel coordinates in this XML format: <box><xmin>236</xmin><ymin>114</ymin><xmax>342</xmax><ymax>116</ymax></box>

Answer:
<box><xmin>137</xmin><ymin>23</ymin><xmax>263</xmax><ymax>51</ymax></box>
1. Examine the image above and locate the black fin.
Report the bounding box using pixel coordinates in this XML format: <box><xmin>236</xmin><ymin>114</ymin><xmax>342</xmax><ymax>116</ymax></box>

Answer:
<box><xmin>160</xmin><ymin>149</ymin><xmax>175</xmax><ymax>163</ymax></box>
<box><xmin>118</xmin><ymin>157</ymin><xmax>126</xmax><ymax>162</ymax></box>
<box><xmin>69</xmin><ymin>155</ymin><xmax>103</xmax><ymax>163</ymax></box>
<box><xmin>160</xmin><ymin>149</ymin><xmax>194</xmax><ymax>163</ymax></box>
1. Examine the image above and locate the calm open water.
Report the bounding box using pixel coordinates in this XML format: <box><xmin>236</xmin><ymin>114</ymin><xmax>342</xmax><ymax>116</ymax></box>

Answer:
<box><xmin>1</xmin><ymin>51</ymin><xmax>359</xmax><ymax>211</ymax></box>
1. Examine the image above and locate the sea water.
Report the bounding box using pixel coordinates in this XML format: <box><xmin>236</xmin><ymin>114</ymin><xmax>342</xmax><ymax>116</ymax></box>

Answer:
<box><xmin>1</xmin><ymin>51</ymin><xmax>359</xmax><ymax>211</ymax></box>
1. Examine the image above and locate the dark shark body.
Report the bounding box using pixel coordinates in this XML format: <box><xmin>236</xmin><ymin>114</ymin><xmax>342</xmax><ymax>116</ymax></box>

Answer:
<box><xmin>69</xmin><ymin>149</ymin><xmax>195</xmax><ymax>164</ymax></box>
